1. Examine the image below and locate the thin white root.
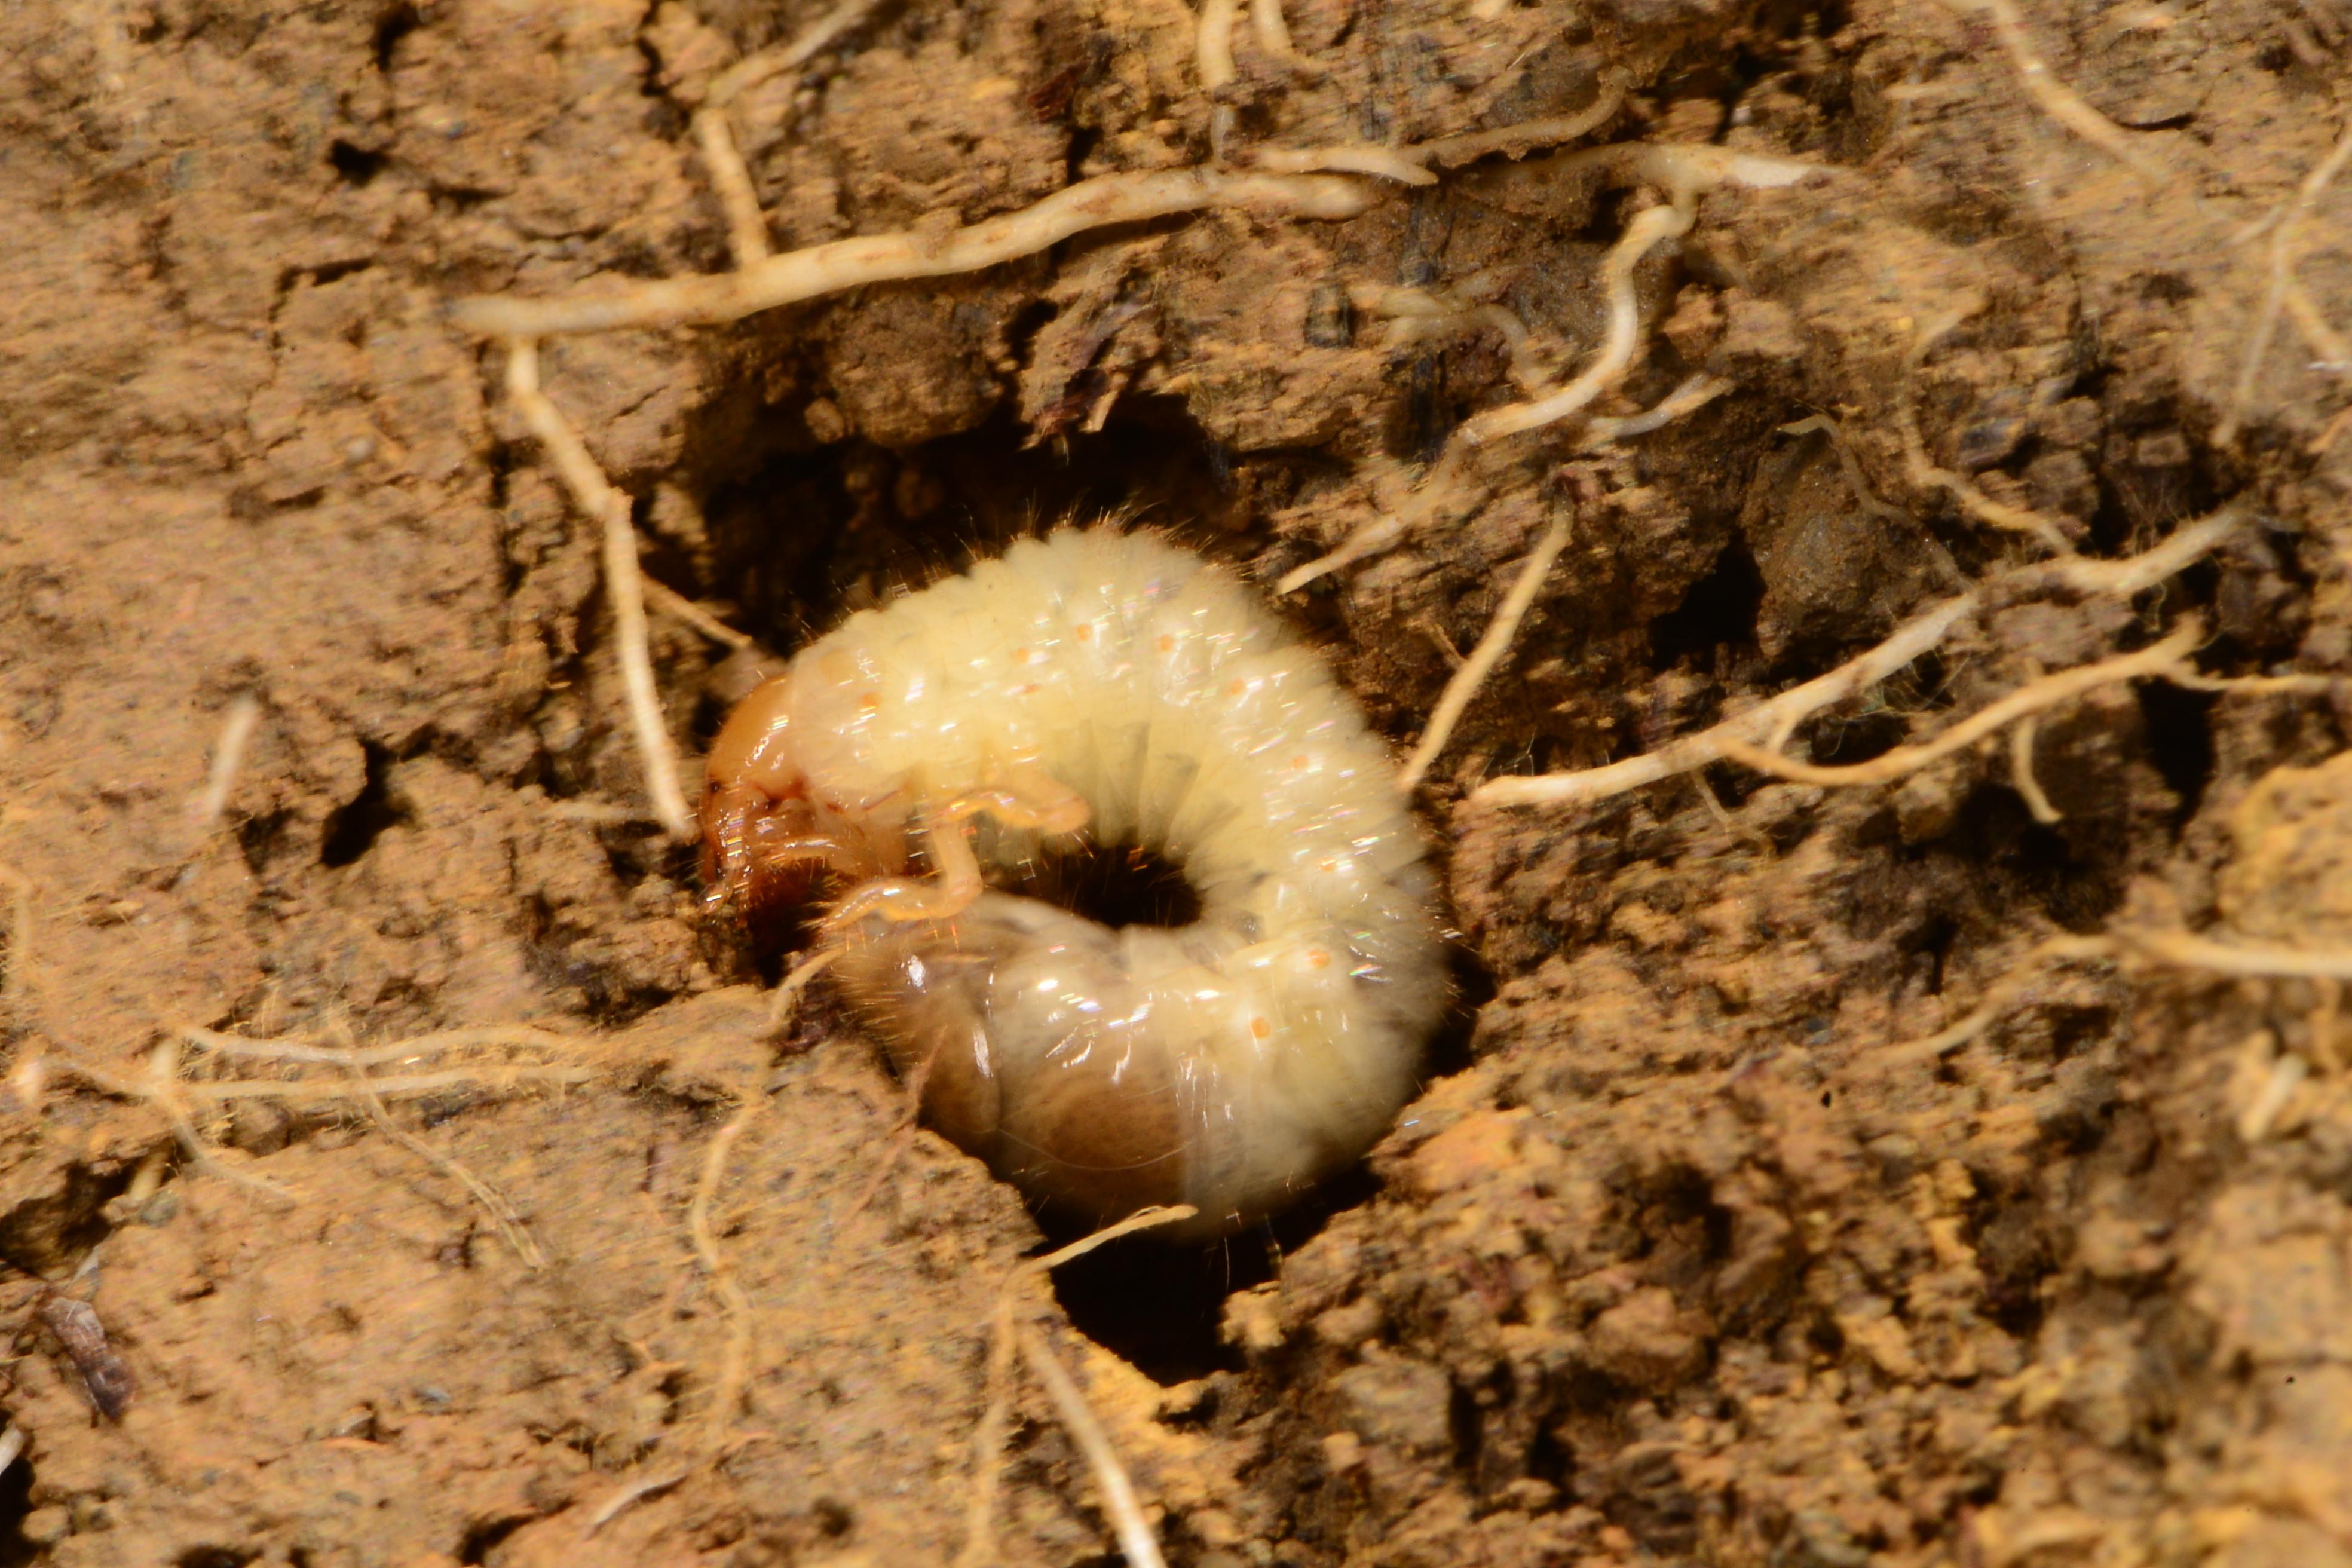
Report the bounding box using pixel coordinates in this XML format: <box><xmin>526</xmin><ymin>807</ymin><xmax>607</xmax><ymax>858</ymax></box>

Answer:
<box><xmin>96</xmin><ymin>1021</ymin><xmax>595</xmax><ymax>1128</ymax></box>
<box><xmin>2219</xmin><ymin>120</ymin><xmax>2352</xmax><ymax>446</ymax></box>
<box><xmin>597</xmin><ymin>462</ymin><xmax>695</xmax><ymax>837</ymax></box>
<box><xmin>58</xmin><ymin>1013</ymin><xmax>588</xmax><ymax>1257</ymax></box>
<box><xmin>691</xmin><ymin>0</ymin><xmax>887</xmax><ymax>267</ymax></box>
<box><xmin>1936</xmin><ymin>0</ymin><xmax>2173</xmax><ymax>188</ymax></box>
<box><xmin>1282</xmin><ymin>145</ymin><xmax>1826</xmax><ymax>594</ymax></box>
<box><xmin>1277</xmin><ymin>516</ymin><xmax>1405</xmax><ymax>595</ymax></box>
<box><xmin>694</xmin><ymin>108</ymin><xmax>772</xmax><ymax>265</ymax></box>
<box><xmin>504</xmin><ymin>341</ymin><xmax>697</xmax><ymax>840</ymax></box>
<box><xmin>2238</xmin><ymin>1049</ymin><xmax>2308</xmax><ymax>1144</ymax></box>
<box><xmin>2033</xmin><ymin>503</ymin><xmax>2243</xmax><ymax>597</ymax></box>
<box><xmin>1256</xmin><ymin>145</ymin><xmax>1437</xmax><ymax>186</ymax></box>
<box><xmin>1470</xmin><ymin>503</ymin><xmax>2245</xmax><ymax>809</ymax></box>
<box><xmin>959</xmin><ymin>1205</ymin><xmax>1196</xmax><ymax>1568</ymax></box>
<box><xmin>768</xmin><ymin>945</ymin><xmax>838</xmax><ymax>1033</ymax></box>
<box><xmin>351</xmin><ymin>1073</ymin><xmax>546</xmax><ymax>1268</ymax></box>
<box><xmin>1409</xmin><ymin>69</ymin><xmax>1630</xmax><ymax>168</ymax></box>
<box><xmin>1256</xmin><ymin>74</ymin><xmax>1637</xmax><ymax>189</ymax></box>
<box><xmin>954</xmin><ymin>1294</ymin><xmax>1021</xmax><ymax>1568</ymax></box>
<box><xmin>1275</xmin><ymin>447</ymin><xmax>1487</xmax><ymax>595</ymax></box>
<box><xmin>1581</xmin><ymin>372</ymin><xmax>1734</xmax><ymax>446</ymax></box>
<box><xmin>1717</xmin><ymin>621</ymin><xmax>2198</xmax><ymax>787</ymax></box>
<box><xmin>583</xmin><ymin>1467</ymin><xmax>688</xmax><ymax>1538</ymax></box>
<box><xmin>692</xmin><ymin>1096</ymin><xmax>763</xmax><ymax>1438</ymax></box>
<box><xmin>0</xmin><ymin>1425</ymin><xmax>26</xmax><ymax>1478</ymax></box>
<box><xmin>1460</xmin><ymin>201</ymin><xmax>1693</xmax><ymax>445</ymax></box>
<box><xmin>0</xmin><ymin>862</ymin><xmax>35</xmax><ymax>1023</ymax></box>
<box><xmin>2008</xmin><ymin>710</ymin><xmax>2061</xmax><ymax>823</ymax></box>
<box><xmin>2126</xmin><ymin>928</ymin><xmax>2352</xmax><ymax>983</ymax></box>
<box><xmin>182</xmin><ymin>1021</ymin><xmax>585</xmax><ymax>1068</ymax></box>
<box><xmin>2166</xmin><ymin>669</ymin><xmax>2342</xmax><ymax>696</ymax></box>
<box><xmin>1196</xmin><ymin>0</ymin><xmax>1240</xmax><ymax>91</ymax></box>
<box><xmin>1478</xmin><ymin>587</ymin><xmax>1974</xmax><ymax>807</ymax></box>
<box><xmin>145</xmin><ymin>1039</ymin><xmax>302</xmax><ymax>1207</ymax></box>
<box><xmin>1352</xmin><ymin>283</ymin><xmax>1546</xmax><ymax>391</ymax></box>
<box><xmin>1775</xmin><ymin>413</ymin><xmax>1905</xmax><ymax>520</ymax></box>
<box><xmin>1540</xmin><ymin>141</ymin><xmax>1831</xmax><ymax>197</ymax></box>
<box><xmin>544</xmin><ymin>799</ymin><xmax>667</xmax><ymax>825</ymax></box>
<box><xmin>1898</xmin><ymin>302</ymin><xmax>2075</xmax><ymax>555</ymax></box>
<box><xmin>1250</xmin><ymin>0</ymin><xmax>1303</xmax><ymax>65</ymax></box>
<box><xmin>2284</xmin><ymin>277</ymin><xmax>2352</xmax><ymax>372</ymax></box>
<box><xmin>451</xmin><ymin>171</ymin><xmax>1375</xmax><ymax>338</ymax></box>
<box><xmin>1036</xmin><ymin>1205</ymin><xmax>1201</xmax><ymax>1272</ymax></box>
<box><xmin>705</xmin><ymin>0</ymin><xmax>882</xmax><ymax>109</ymax></box>
<box><xmin>191</xmin><ymin>694</ymin><xmax>261</xmax><ymax>830</ymax></box>
<box><xmin>192</xmin><ymin>1066</ymin><xmax>594</xmax><ymax>1103</ymax></box>
<box><xmin>1019</xmin><ymin>1324</ymin><xmax>1168</xmax><ymax>1568</ymax></box>
<box><xmin>1399</xmin><ymin>516</ymin><xmax>1572</xmax><ymax>791</ymax></box>
<box><xmin>1881</xmin><ymin>933</ymin><xmax>2119</xmax><ymax>1062</ymax></box>
<box><xmin>640</xmin><ymin>576</ymin><xmax>756</xmax><ymax>651</ymax></box>
<box><xmin>1886</xmin><ymin>925</ymin><xmax>2352</xmax><ymax>1070</ymax></box>
<box><xmin>690</xmin><ymin>948</ymin><xmax>831</xmax><ymax>1441</ymax></box>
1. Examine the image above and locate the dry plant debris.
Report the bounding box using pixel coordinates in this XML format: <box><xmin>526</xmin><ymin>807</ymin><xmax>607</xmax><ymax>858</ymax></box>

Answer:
<box><xmin>1471</xmin><ymin>502</ymin><xmax>2265</xmax><ymax>808</ymax></box>
<box><xmin>39</xmin><ymin>1295</ymin><xmax>136</xmax><ymax>1422</ymax></box>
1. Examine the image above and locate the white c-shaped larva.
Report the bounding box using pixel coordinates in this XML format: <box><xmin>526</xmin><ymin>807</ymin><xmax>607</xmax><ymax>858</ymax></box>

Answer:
<box><xmin>700</xmin><ymin>527</ymin><xmax>1447</xmax><ymax>1236</ymax></box>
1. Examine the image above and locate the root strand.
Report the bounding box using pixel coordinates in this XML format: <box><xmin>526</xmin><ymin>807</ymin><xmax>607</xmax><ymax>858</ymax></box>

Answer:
<box><xmin>451</xmin><ymin>171</ymin><xmax>1374</xmax><ymax>339</ymax></box>
<box><xmin>504</xmin><ymin>340</ymin><xmax>696</xmax><ymax>839</ymax></box>
<box><xmin>1471</xmin><ymin>503</ymin><xmax>2246</xmax><ymax>810</ymax></box>
<box><xmin>1399</xmin><ymin>515</ymin><xmax>1572</xmax><ymax>791</ymax></box>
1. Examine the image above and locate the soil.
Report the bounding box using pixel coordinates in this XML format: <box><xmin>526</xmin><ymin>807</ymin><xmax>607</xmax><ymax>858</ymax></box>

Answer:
<box><xmin>2</xmin><ymin>1</ymin><xmax>2351</xmax><ymax>1565</ymax></box>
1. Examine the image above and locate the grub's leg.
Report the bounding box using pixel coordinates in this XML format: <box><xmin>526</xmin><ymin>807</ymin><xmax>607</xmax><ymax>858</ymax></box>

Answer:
<box><xmin>702</xmin><ymin>781</ymin><xmax>771</xmax><ymax>907</ymax></box>
<box><xmin>703</xmin><ymin>784</ymin><xmax>865</xmax><ymax>911</ymax></box>
<box><xmin>942</xmin><ymin>762</ymin><xmax>1091</xmax><ymax>837</ymax></box>
<box><xmin>826</xmin><ymin>807</ymin><xmax>988</xmax><ymax>926</ymax></box>
<box><xmin>825</xmin><ymin>767</ymin><xmax>1086</xmax><ymax>927</ymax></box>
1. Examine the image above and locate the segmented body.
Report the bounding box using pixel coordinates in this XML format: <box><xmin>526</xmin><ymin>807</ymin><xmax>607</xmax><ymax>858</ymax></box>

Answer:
<box><xmin>702</xmin><ymin>527</ymin><xmax>1447</xmax><ymax>1235</ymax></box>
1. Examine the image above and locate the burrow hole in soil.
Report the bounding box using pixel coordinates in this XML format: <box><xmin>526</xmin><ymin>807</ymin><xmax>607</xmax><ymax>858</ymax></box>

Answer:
<box><xmin>679</xmin><ymin>393</ymin><xmax>1484</xmax><ymax>1382</ymax></box>
<box><xmin>0</xmin><ymin>1422</ymin><xmax>33</xmax><ymax>1564</ymax></box>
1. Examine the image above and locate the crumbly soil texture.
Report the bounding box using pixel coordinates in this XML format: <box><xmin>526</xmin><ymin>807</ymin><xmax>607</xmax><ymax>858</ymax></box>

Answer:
<box><xmin>5</xmin><ymin>1</ymin><xmax>2352</xmax><ymax>1564</ymax></box>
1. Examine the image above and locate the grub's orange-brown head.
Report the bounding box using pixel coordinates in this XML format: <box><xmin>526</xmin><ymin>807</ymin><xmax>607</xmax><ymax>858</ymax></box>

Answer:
<box><xmin>699</xmin><ymin>673</ymin><xmax>909</xmax><ymax>939</ymax></box>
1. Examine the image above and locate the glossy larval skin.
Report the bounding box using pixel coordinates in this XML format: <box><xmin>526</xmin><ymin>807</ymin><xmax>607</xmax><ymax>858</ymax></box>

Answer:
<box><xmin>702</xmin><ymin>528</ymin><xmax>1446</xmax><ymax>1236</ymax></box>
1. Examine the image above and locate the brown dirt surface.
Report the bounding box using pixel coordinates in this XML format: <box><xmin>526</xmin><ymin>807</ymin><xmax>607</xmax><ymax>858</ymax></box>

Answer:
<box><xmin>3</xmin><ymin>1</ymin><xmax>2351</xmax><ymax>1564</ymax></box>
